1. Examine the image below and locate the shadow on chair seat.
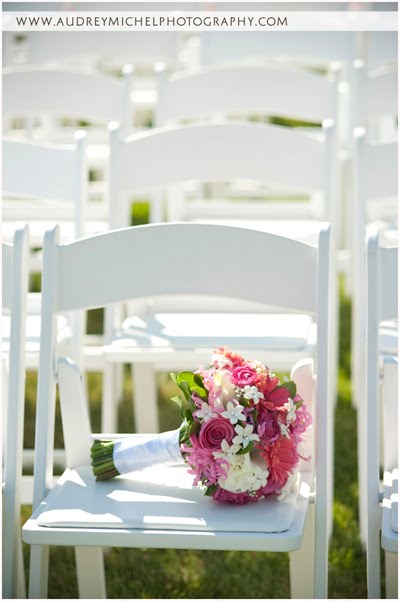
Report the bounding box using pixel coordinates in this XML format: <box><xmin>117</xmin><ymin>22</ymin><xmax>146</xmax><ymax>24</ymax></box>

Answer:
<box><xmin>23</xmin><ymin>464</ymin><xmax>312</xmax><ymax>552</ymax></box>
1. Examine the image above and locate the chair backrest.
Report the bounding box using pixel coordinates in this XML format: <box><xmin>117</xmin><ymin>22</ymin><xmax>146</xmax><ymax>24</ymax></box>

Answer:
<box><xmin>156</xmin><ymin>63</ymin><xmax>339</xmax><ymax>126</ymax></box>
<box><xmin>108</xmin><ymin>120</ymin><xmax>336</xmax><ymax>228</ymax></box>
<box><xmin>351</xmin><ymin>60</ymin><xmax>398</xmax><ymax>143</ymax></box>
<box><xmin>3</xmin><ymin>65</ymin><xmax>133</xmax><ymax>134</ymax></box>
<box><xmin>2</xmin><ymin>132</ymin><xmax>87</xmax><ymax>237</ymax></box>
<box><xmin>32</xmin><ymin>222</ymin><xmax>330</xmax><ymax>508</ymax></box>
<box><xmin>2</xmin><ymin>226</ymin><xmax>30</xmax><ymax>598</ymax></box>
<box><xmin>365</xmin><ymin>31</ymin><xmax>398</xmax><ymax>70</ymax></box>
<box><xmin>24</xmin><ymin>31</ymin><xmax>181</xmax><ymax>71</ymax></box>
<box><xmin>382</xmin><ymin>356</ymin><xmax>398</xmax><ymax>473</ymax></box>
<box><xmin>200</xmin><ymin>31</ymin><xmax>357</xmax><ymax>69</ymax></box>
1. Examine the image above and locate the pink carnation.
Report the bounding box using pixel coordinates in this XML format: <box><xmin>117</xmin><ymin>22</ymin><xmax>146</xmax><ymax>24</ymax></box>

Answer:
<box><xmin>231</xmin><ymin>365</ymin><xmax>258</xmax><ymax>387</ymax></box>
<box><xmin>199</xmin><ymin>417</ymin><xmax>235</xmax><ymax>451</ymax></box>
<box><xmin>261</xmin><ymin>435</ymin><xmax>299</xmax><ymax>486</ymax></box>
<box><xmin>213</xmin><ymin>347</ymin><xmax>244</xmax><ymax>368</ymax></box>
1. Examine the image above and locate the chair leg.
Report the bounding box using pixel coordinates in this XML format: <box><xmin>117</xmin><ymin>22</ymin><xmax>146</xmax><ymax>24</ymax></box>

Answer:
<box><xmin>132</xmin><ymin>363</ymin><xmax>159</xmax><ymax>433</ymax></box>
<box><xmin>366</xmin><ymin>523</ymin><xmax>381</xmax><ymax>598</ymax></box>
<box><xmin>75</xmin><ymin>546</ymin><xmax>106</xmax><ymax>599</ymax></box>
<box><xmin>102</xmin><ymin>363</ymin><xmax>118</xmax><ymax>433</ymax></box>
<box><xmin>357</xmin><ymin>399</ymin><xmax>367</xmax><ymax>546</ymax></box>
<box><xmin>17</xmin><ymin>533</ymin><xmax>27</xmax><ymax>599</ymax></box>
<box><xmin>384</xmin><ymin>551</ymin><xmax>398</xmax><ymax>599</ymax></box>
<box><xmin>289</xmin><ymin>504</ymin><xmax>316</xmax><ymax>599</ymax></box>
<box><xmin>28</xmin><ymin>545</ymin><xmax>49</xmax><ymax>599</ymax></box>
<box><xmin>114</xmin><ymin>363</ymin><xmax>124</xmax><ymax>406</ymax></box>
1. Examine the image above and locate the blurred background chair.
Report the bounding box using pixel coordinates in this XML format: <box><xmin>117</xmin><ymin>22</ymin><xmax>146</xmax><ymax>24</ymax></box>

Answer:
<box><xmin>2</xmin><ymin>227</ymin><xmax>29</xmax><ymax>599</ymax></box>
<box><xmin>365</xmin><ymin>232</ymin><xmax>398</xmax><ymax>598</ymax></box>
<box><xmin>351</xmin><ymin>131</ymin><xmax>398</xmax><ymax>546</ymax></box>
<box><xmin>103</xmin><ymin>120</ymin><xmax>337</xmax><ymax>428</ymax></box>
<box><xmin>3</xmin><ymin>64</ymin><xmax>133</xmax><ymax>204</ymax></box>
<box><xmin>23</xmin><ymin>223</ymin><xmax>331</xmax><ymax>599</ymax></box>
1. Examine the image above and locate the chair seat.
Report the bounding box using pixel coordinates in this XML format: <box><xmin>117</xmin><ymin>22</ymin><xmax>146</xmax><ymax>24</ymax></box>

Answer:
<box><xmin>380</xmin><ymin>321</ymin><xmax>398</xmax><ymax>356</ymax></box>
<box><xmin>105</xmin><ymin>313</ymin><xmax>316</xmax><ymax>370</ymax></box>
<box><xmin>382</xmin><ymin>468</ymin><xmax>398</xmax><ymax>553</ymax></box>
<box><xmin>22</xmin><ymin>463</ymin><xmax>313</xmax><ymax>552</ymax></box>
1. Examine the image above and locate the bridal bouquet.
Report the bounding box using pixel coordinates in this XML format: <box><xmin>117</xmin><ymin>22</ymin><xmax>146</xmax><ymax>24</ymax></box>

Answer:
<box><xmin>91</xmin><ymin>348</ymin><xmax>312</xmax><ymax>505</ymax></box>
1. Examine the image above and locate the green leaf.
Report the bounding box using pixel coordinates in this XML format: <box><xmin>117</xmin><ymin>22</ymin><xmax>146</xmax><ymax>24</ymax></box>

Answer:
<box><xmin>204</xmin><ymin>484</ymin><xmax>218</xmax><ymax>497</ymax></box>
<box><xmin>277</xmin><ymin>380</ymin><xmax>297</xmax><ymax>399</ymax></box>
<box><xmin>177</xmin><ymin>371</ymin><xmax>208</xmax><ymax>401</ymax></box>
<box><xmin>295</xmin><ymin>398</ymin><xmax>304</xmax><ymax>410</ymax></box>
<box><xmin>179</xmin><ymin>420</ymin><xmax>191</xmax><ymax>444</ymax></box>
<box><xmin>237</xmin><ymin>441</ymin><xmax>254</xmax><ymax>455</ymax></box>
<box><xmin>170</xmin><ymin>395</ymin><xmax>185</xmax><ymax>419</ymax></box>
<box><xmin>185</xmin><ymin>408</ymin><xmax>194</xmax><ymax>423</ymax></box>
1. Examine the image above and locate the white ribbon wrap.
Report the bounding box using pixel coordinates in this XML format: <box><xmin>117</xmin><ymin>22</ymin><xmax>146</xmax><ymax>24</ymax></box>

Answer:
<box><xmin>113</xmin><ymin>429</ymin><xmax>184</xmax><ymax>475</ymax></box>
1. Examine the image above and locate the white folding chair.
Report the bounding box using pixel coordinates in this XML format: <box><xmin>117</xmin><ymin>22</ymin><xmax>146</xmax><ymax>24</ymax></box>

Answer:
<box><xmin>350</xmin><ymin>60</ymin><xmax>398</xmax><ymax>146</ymax></box>
<box><xmin>156</xmin><ymin>63</ymin><xmax>339</xmax><ymax>128</ymax></box>
<box><xmin>104</xmin><ymin>122</ymin><xmax>338</xmax><ymax>540</ymax></box>
<box><xmin>3</xmin><ymin>65</ymin><xmax>133</xmax><ymax>203</ymax></box>
<box><xmin>23</xmin><ymin>31</ymin><xmax>182</xmax><ymax>73</ymax></box>
<box><xmin>199</xmin><ymin>31</ymin><xmax>358</xmax><ymax>71</ymax></box>
<box><xmin>2</xmin><ymin>227</ymin><xmax>29</xmax><ymax>599</ymax></box>
<box><xmin>2</xmin><ymin>133</ymin><xmax>89</xmax><ymax>250</ymax></box>
<box><xmin>23</xmin><ymin>223</ymin><xmax>331</xmax><ymax>599</ymax></box>
<box><xmin>365</xmin><ymin>232</ymin><xmax>398</xmax><ymax>598</ymax></box>
<box><xmin>352</xmin><ymin>132</ymin><xmax>398</xmax><ymax>545</ymax></box>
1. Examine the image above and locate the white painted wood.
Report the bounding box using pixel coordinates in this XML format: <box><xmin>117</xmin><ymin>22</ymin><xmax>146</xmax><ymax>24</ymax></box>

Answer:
<box><xmin>156</xmin><ymin>64</ymin><xmax>338</xmax><ymax>126</ymax></box>
<box><xmin>25</xmin><ymin>31</ymin><xmax>181</xmax><ymax>71</ymax></box>
<box><xmin>289</xmin><ymin>502</ymin><xmax>316</xmax><ymax>598</ymax></box>
<box><xmin>365</xmin><ymin>233</ymin><xmax>398</xmax><ymax>599</ymax></box>
<box><xmin>57</xmin><ymin>357</ymin><xmax>92</xmax><ymax>468</ymax></box>
<box><xmin>200</xmin><ymin>31</ymin><xmax>357</xmax><ymax>69</ymax></box>
<box><xmin>110</xmin><ymin>122</ymin><xmax>326</xmax><ymax>197</ymax></box>
<box><xmin>22</xmin><ymin>223</ymin><xmax>331</xmax><ymax>598</ymax></box>
<box><xmin>3</xmin><ymin>66</ymin><xmax>133</xmax><ymax>134</ymax></box>
<box><xmin>352</xmin><ymin>130</ymin><xmax>398</xmax><ymax>546</ymax></box>
<box><xmin>384</xmin><ymin>551</ymin><xmax>398</xmax><ymax>599</ymax></box>
<box><xmin>75</xmin><ymin>547</ymin><xmax>106</xmax><ymax>599</ymax></box>
<box><xmin>2</xmin><ymin>227</ymin><xmax>29</xmax><ymax>599</ymax></box>
<box><xmin>132</xmin><ymin>363</ymin><xmax>159</xmax><ymax>433</ymax></box>
<box><xmin>56</xmin><ymin>224</ymin><xmax>317</xmax><ymax>314</ymax></box>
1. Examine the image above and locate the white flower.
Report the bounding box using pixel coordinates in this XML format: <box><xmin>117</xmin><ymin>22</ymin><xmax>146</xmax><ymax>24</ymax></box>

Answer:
<box><xmin>248</xmin><ymin>360</ymin><xmax>267</xmax><ymax>375</ymax></box>
<box><xmin>276</xmin><ymin>470</ymin><xmax>298</xmax><ymax>501</ymax></box>
<box><xmin>232</xmin><ymin>423</ymin><xmax>260</xmax><ymax>448</ymax></box>
<box><xmin>212</xmin><ymin>353</ymin><xmax>233</xmax><ymax>369</ymax></box>
<box><xmin>221</xmin><ymin>401</ymin><xmax>246</xmax><ymax>424</ymax></box>
<box><xmin>242</xmin><ymin>385</ymin><xmax>264</xmax><ymax>405</ymax></box>
<box><xmin>283</xmin><ymin>398</ymin><xmax>296</xmax><ymax>423</ymax></box>
<box><xmin>213</xmin><ymin>439</ymin><xmax>241</xmax><ymax>459</ymax></box>
<box><xmin>212</xmin><ymin>369</ymin><xmax>239</xmax><ymax>409</ymax></box>
<box><xmin>194</xmin><ymin>402</ymin><xmax>217</xmax><ymax>422</ymax></box>
<box><xmin>279</xmin><ymin>421</ymin><xmax>291</xmax><ymax>439</ymax></box>
<box><xmin>217</xmin><ymin>453</ymin><xmax>269</xmax><ymax>493</ymax></box>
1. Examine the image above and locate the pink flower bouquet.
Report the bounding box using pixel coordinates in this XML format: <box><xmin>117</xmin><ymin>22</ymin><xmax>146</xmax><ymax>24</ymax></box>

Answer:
<box><xmin>91</xmin><ymin>348</ymin><xmax>312</xmax><ymax>505</ymax></box>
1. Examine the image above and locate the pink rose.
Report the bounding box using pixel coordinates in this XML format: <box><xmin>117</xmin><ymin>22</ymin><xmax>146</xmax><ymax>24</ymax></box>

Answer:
<box><xmin>231</xmin><ymin>365</ymin><xmax>257</xmax><ymax>387</ymax></box>
<box><xmin>258</xmin><ymin>411</ymin><xmax>280</xmax><ymax>444</ymax></box>
<box><xmin>199</xmin><ymin>418</ymin><xmax>235</xmax><ymax>451</ymax></box>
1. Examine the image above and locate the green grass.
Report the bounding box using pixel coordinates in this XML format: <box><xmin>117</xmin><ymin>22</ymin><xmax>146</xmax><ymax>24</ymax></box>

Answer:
<box><xmin>20</xmin><ymin>277</ymin><xmax>373</xmax><ymax>598</ymax></box>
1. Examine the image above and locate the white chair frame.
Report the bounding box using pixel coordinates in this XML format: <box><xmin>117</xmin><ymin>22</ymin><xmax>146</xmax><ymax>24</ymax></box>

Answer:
<box><xmin>155</xmin><ymin>63</ymin><xmax>339</xmax><ymax>127</ymax></box>
<box><xmin>351</xmin><ymin>130</ymin><xmax>398</xmax><ymax>546</ymax></box>
<box><xmin>365</xmin><ymin>232</ymin><xmax>398</xmax><ymax>598</ymax></box>
<box><xmin>2</xmin><ymin>226</ymin><xmax>30</xmax><ymax>599</ymax></box>
<box><xmin>23</xmin><ymin>223</ymin><xmax>331</xmax><ymax>599</ymax></box>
